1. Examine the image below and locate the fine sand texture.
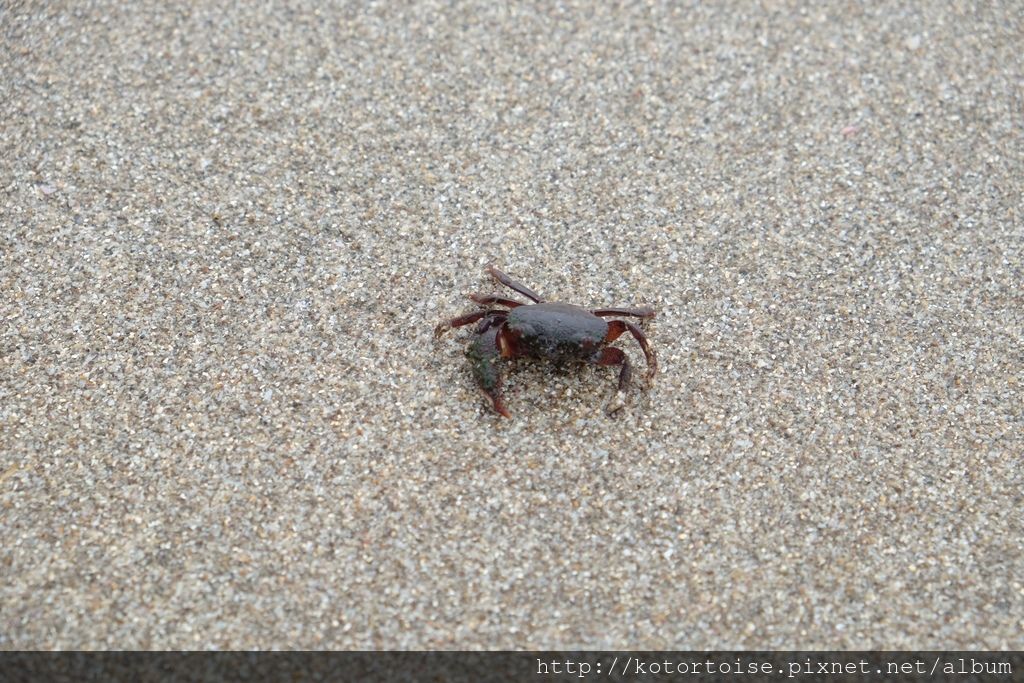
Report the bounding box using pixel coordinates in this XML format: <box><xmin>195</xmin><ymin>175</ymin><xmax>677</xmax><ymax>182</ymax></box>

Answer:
<box><xmin>2</xmin><ymin>1</ymin><xmax>1022</xmax><ymax>648</ymax></box>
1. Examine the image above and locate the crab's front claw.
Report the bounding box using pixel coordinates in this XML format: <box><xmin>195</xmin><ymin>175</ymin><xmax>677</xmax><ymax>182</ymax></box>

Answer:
<box><xmin>481</xmin><ymin>387</ymin><xmax>511</xmax><ymax>418</ymax></box>
<box><xmin>467</xmin><ymin>327</ymin><xmax>511</xmax><ymax>418</ymax></box>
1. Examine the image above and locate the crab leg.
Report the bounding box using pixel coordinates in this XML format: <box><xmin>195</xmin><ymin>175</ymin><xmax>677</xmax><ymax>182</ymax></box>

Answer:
<box><xmin>592</xmin><ymin>306</ymin><xmax>655</xmax><ymax>319</ymax></box>
<box><xmin>606</xmin><ymin>320</ymin><xmax>657</xmax><ymax>382</ymax></box>
<box><xmin>435</xmin><ymin>309</ymin><xmax>505</xmax><ymax>337</ymax></box>
<box><xmin>486</xmin><ymin>265</ymin><xmax>543</xmax><ymax>303</ymax></box>
<box><xmin>593</xmin><ymin>346</ymin><xmax>633</xmax><ymax>414</ymax></box>
<box><xmin>595</xmin><ymin>347</ymin><xmax>632</xmax><ymax>392</ymax></box>
<box><xmin>469</xmin><ymin>293</ymin><xmax>525</xmax><ymax>308</ymax></box>
<box><xmin>623</xmin><ymin>321</ymin><xmax>657</xmax><ymax>380</ymax></box>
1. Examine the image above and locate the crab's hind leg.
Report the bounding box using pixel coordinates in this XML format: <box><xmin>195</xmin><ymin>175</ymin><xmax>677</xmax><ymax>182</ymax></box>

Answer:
<box><xmin>594</xmin><ymin>347</ymin><xmax>632</xmax><ymax>414</ymax></box>
<box><xmin>486</xmin><ymin>265</ymin><xmax>543</xmax><ymax>303</ymax></box>
<box><xmin>623</xmin><ymin>320</ymin><xmax>657</xmax><ymax>381</ymax></box>
<box><xmin>467</xmin><ymin>321</ymin><xmax>512</xmax><ymax>418</ymax></box>
<box><xmin>605</xmin><ymin>319</ymin><xmax>657</xmax><ymax>383</ymax></box>
<box><xmin>595</xmin><ymin>347</ymin><xmax>632</xmax><ymax>392</ymax></box>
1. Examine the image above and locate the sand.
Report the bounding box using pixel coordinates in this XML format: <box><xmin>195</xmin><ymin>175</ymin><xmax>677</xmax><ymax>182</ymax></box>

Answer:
<box><xmin>2</xmin><ymin>1</ymin><xmax>1021</xmax><ymax>648</ymax></box>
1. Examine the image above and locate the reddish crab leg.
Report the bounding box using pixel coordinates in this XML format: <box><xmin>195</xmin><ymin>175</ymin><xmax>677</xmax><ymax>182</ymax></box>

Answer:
<box><xmin>624</xmin><ymin>321</ymin><xmax>657</xmax><ymax>379</ymax></box>
<box><xmin>469</xmin><ymin>293</ymin><xmax>525</xmax><ymax>308</ymax></box>
<box><xmin>595</xmin><ymin>346</ymin><xmax>632</xmax><ymax>392</ymax></box>
<box><xmin>435</xmin><ymin>309</ymin><xmax>504</xmax><ymax>337</ymax></box>
<box><xmin>592</xmin><ymin>306</ymin><xmax>656</xmax><ymax>319</ymax></box>
<box><xmin>606</xmin><ymin>319</ymin><xmax>657</xmax><ymax>381</ymax></box>
<box><xmin>487</xmin><ymin>265</ymin><xmax>543</xmax><ymax>303</ymax></box>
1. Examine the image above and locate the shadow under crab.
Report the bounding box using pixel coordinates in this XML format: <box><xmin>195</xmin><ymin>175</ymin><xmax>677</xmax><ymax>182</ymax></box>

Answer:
<box><xmin>435</xmin><ymin>266</ymin><xmax>657</xmax><ymax>417</ymax></box>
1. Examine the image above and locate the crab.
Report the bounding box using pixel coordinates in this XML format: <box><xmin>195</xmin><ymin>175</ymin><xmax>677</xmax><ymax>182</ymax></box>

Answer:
<box><xmin>435</xmin><ymin>266</ymin><xmax>657</xmax><ymax>417</ymax></box>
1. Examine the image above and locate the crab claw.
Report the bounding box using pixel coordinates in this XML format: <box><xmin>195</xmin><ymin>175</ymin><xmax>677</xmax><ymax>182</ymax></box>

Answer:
<box><xmin>480</xmin><ymin>389</ymin><xmax>512</xmax><ymax>418</ymax></box>
<box><xmin>467</xmin><ymin>325</ymin><xmax>511</xmax><ymax>418</ymax></box>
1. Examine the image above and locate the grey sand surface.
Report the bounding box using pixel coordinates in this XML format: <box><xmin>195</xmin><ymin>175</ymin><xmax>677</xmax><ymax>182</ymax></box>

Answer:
<box><xmin>2</xmin><ymin>1</ymin><xmax>1022</xmax><ymax>648</ymax></box>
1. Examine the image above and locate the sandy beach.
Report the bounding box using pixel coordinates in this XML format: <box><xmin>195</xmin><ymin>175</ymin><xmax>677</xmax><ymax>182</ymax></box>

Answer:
<box><xmin>2</xmin><ymin>1</ymin><xmax>1021</xmax><ymax>648</ymax></box>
